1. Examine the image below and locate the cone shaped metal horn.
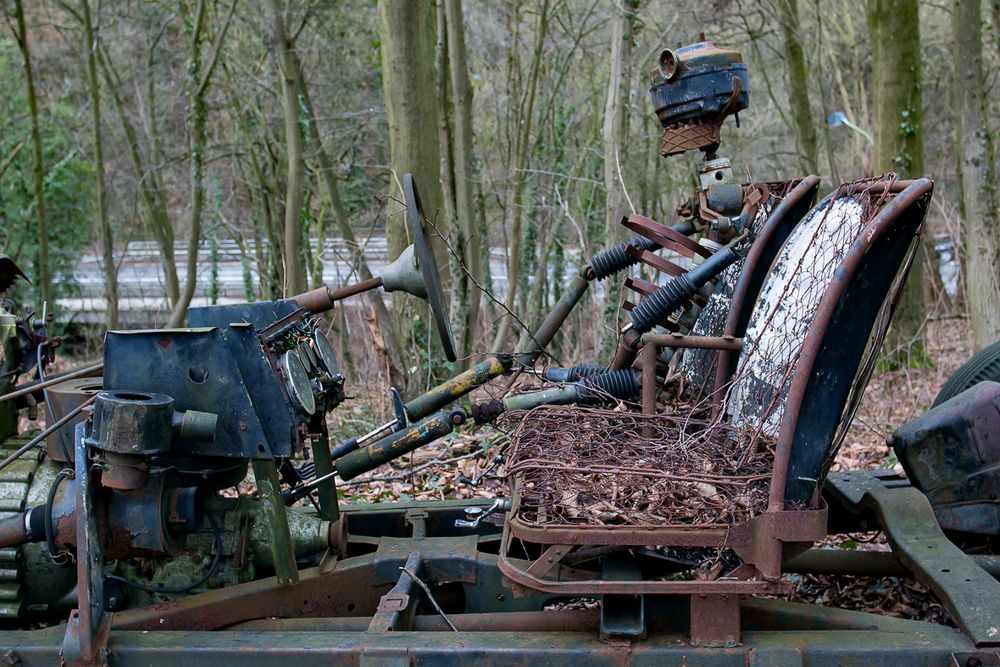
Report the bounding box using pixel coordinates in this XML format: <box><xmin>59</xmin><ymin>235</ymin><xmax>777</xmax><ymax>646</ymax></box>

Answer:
<box><xmin>379</xmin><ymin>245</ymin><xmax>427</xmax><ymax>299</ymax></box>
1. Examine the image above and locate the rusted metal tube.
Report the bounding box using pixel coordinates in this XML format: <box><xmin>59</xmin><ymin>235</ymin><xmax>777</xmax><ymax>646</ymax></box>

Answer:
<box><xmin>292</xmin><ymin>277</ymin><xmax>383</xmax><ymax>314</ymax></box>
<box><xmin>641</xmin><ymin>344</ymin><xmax>657</xmax><ymax>417</ymax></box>
<box><xmin>0</xmin><ymin>362</ymin><xmax>103</xmax><ymax>404</ymax></box>
<box><xmin>404</xmin><ymin>355</ymin><xmax>513</xmax><ymax>421</ymax></box>
<box><xmin>640</xmin><ymin>332</ymin><xmax>743</xmax><ymax>351</ymax></box>
<box><xmin>641</xmin><ymin>344</ymin><xmax>657</xmax><ymax>438</ymax></box>
<box><xmin>610</xmin><ymin>329</ymin><xmax>642</xmax><ymax>371</ymax></box>
<box><xmin>0</xmin><ymin>394</ymin><xmax>97</xmax><ymax>473</ymax></box>
<box><xmin>335</xmin><ymin>408</ymin><xmax>467</xmax><ymax>481</ymax></box>
<box><xmin>514</xmin><ymin>274</ymin><xmax>590</xmax><ymax>366</ymax></box>
<box><xmin>0</xmin><ymin>513</ymin><xmax>28</xmax><ymax>548</ymax></box>
<box><xmin>228</xmin><ymin>610</ymin><xmax>600</xmax><ymax>633</ymax></box>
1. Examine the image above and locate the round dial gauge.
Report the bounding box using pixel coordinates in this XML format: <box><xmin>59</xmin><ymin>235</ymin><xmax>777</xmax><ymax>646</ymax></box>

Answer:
<box><xmin>312</xmin><ymin>330</ymin><xmax>341</xmax><ymax>378</ymax></box>
<box><xmin>298</xmin><ymin>338</ymin><xmax>319</xmax><ymax>373</ymax></box>
<box><xmin>280</xmin><ymin>349</ymin><xmax>316</xmax><ymax>415</ymax></box>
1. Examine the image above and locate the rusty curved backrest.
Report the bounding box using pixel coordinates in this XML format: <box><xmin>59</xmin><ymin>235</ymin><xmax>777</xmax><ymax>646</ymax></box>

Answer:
<box><xmin>768</xmin><ymin>178</ymin><xmax>934</xmax><ymax>508</ymax></box>
<box><xmin>711</xmin><ymin>176</ymin><xmax>820</xmax><ymax>395</ymax></box>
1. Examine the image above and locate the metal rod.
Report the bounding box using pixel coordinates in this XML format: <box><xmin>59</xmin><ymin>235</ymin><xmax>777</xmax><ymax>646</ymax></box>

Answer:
<box><xmin>292</xmin><ymin>277</ymin><xmax>383</xmax><ymax>314</ymax></box>
<box><xmin>327</xmin><ymin>277</ymin><xmax>384</xmax><ymax>302</ymax></box>
<box><xmin>641</xmin><ymin>344</ymin><xmax>657</xmax><ymax>439</ymax></box>
<box><xmin>0</xmin><ymin>362</ymin><xmax>103</xmax><ymax>404</ymax></box>
<box><xmin>0</xmin><ymin>394</ymin><xmax>97</xmax><ymax>472</ymax></box>
<box><xmin>640</xmin><ymin>333</ymin><xmax>743</xmax><ymax>351</ymax></box>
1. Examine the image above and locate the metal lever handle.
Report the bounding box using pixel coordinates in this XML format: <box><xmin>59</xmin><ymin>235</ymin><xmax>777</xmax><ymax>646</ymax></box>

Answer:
<box><xmin>458</xmin><ymin>455</ymin><xmax>504</xmax><ymax>487</ymax></box>
<box><xmin>455</xmin><ymin>498</ymin><xmax>511</xmax><ymax>529</ymax></box>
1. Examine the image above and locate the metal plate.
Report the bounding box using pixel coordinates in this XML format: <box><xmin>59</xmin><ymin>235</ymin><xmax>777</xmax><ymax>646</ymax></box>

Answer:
<box><xmin>403</xmin><ymin>174</ymin><xmax>457</xmax><ymax>362</ymax></box>
<box><xmin>279</xmin><ymin>350</ymin><xmax>315</xmax><ymax>415</ymax></box>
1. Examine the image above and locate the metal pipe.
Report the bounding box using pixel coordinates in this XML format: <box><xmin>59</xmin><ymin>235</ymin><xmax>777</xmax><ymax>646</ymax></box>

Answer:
<box><xmin>335</xmin><ymin>408</ymin><xmax>467</xmax><ymax>482</ymax></box>
<box><xmin>0</xmin><ymin>362</ymin><xmax>103</xmax><ymax>404</ymax></box>
<box><xmin>0</xmin><ymin>512</ymin><xmax>28</xmax><ymax>548</ymax></box>
<box><xmin>0</xmin><ymin>394</ymin><xmax>97</xmax><ymax>472</ymax></box>
<box><xmin>641</xmin><ymin>344</ymin><xmax>657</xmax><ymax>439</ymax></box>
<box><xmin>404</xmin><ymin>355</ymin><xmax>513</xmax><ymax>421</ymax></box>
<box><xmin>292</xmin><ymin>277</ymin><xmax>383</xmax><ymax>314</ymax></box>
<box><xmin>640</xmin><ymin>332</ymin><xmax>743</xmax><ymax>351</ymax></box>
<box><xmin>513</xmin><ymin>274</ymin><xmax>590</xmax><ymax>366</ymax></box>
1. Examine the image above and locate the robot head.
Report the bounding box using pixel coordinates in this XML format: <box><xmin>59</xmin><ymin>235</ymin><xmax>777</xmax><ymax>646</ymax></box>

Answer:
<box><xmin>648</xmin><ymin>40</ymin><xmax>749</xmax><ymax>157</ymax></box>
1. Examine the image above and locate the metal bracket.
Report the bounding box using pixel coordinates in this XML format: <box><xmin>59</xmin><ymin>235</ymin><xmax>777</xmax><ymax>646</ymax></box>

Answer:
<box><xmin>61</xmin><ymin>423</ymin><xmax>111</xmax><ymax>666</ymax></box>
<box><xmin>251</xmin><ymin>459</ymin><xmax>299</xmax><ymax>585</ymax></box>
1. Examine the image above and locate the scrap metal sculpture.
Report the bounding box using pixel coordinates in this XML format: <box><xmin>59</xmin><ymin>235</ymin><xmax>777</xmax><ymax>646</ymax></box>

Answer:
<box><xmin>0</xmin><ymin>38</ymin><xmax>996</xmax><ymax>667</ymax></box>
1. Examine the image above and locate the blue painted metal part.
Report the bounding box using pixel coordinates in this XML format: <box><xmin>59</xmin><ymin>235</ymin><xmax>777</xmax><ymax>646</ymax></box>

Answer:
<box><xmin>648</xmin><ymin>41</ymin><xmax>749</xmax><ymax>128</ymax></box>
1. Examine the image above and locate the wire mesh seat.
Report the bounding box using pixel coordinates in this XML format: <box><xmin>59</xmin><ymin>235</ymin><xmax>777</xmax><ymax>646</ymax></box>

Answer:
<box><xmin>498</xmin><ymin>176</ymin><xmax>933</xmax><ymax>593</ymax></box>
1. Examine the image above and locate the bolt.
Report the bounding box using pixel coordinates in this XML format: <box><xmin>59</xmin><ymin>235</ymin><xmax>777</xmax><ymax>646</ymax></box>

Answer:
<box><xmin>108</xmin><ymin>596</ymin><xmax>119</xmax><ymax>609</ymax></box>
<box><xmin>966</xmin><ymin>658</ymin><xmax>982</xmax><ymax>667</ymax></box>
<box><xmin>240</xmin><ymin>423</ymin><xmax>248</xmax><ymax>432</ymax></box>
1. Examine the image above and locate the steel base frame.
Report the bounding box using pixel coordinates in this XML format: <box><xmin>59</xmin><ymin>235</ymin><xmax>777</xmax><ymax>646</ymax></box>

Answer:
<box><xmin>2</xmin><ymin>473</ymin><xmax>1000</xmax><ymax>665</ymax></box>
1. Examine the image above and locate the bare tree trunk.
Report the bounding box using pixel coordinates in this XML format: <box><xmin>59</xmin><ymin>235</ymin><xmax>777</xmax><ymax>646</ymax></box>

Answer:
<box><xmin>168</xmin><ymin>0</ymin><xmax>235</xmax><ymax>327</ymax></box>
<box><xmin>444</xmin><ymin>0</ymin><xmax>482</xmax><ymax>362</ymax></box>
<box><xmin>492</xmin><ymin>0</ymin><xmax>549</xmax><ymax>351</ymax></box>
<box><xmin>293</xmin><ymin>52</ymin><xmax>407</xmax><ymax>389</ymax></box>
<box><xmin>98</xmin><ymin>44</ymin><xmax>179</xmax><ymax>310</ymax></box>
<box><xmin>378</xmin><ymin>0</ymin><xmax>445</xmax><ymax>382</ymax></box>
<box><xmin>141</xmin><ymin>29</ymin><xmax>181</xmax><ymax>309</ymax></box>
<box><xmin>81</xmin><ymin>0</ymin><xmax>119</xmax><ymax>329</ymax></box>
<box><xmin>268</xmin><ymin>0</ymin><xmax>307</xmax><ymax>296</ymax></box>
<box><xmin>435</xmin><ymin>0</ymin><xmax>460</xmax><ymax>342</ymax></box>
<box><xmin>867</xmin><ymin>0</ymin><xmax>926</xmax><ymax>358</ymax></box>
<box><xmin>955</xmin><ymin>0</ymin><xmax>1000</xmax><ymax>351</ymax></box>
<box><xmin>7</xmin><ymin>0</ymin><xmax>51</xmax><ymax>308</ymax></box>
<box><xmin>776</xmin><ymin>0</ymin><xmax>818</xmax><ymax>174</ymax></box>
<box><xmin>602</xmin><ymin>0</ymin><xmax>638</xmax><ymax>244</ymax></box>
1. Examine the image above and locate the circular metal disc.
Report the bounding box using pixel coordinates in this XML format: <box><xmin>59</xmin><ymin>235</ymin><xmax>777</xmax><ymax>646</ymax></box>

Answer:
<box><xmin>280</xmin><ymin>350</ymin><xmax>316</xmax><ymax>415</ymax></box>
<box><xmin>403</xmin><ymin>173</ymin><xmax>457</xmax><ymax>362</ymax></box>
<box><xmin>312</xmin><ymin>330</ymin><xmax>342</xmax><ymax>378</ymax></box>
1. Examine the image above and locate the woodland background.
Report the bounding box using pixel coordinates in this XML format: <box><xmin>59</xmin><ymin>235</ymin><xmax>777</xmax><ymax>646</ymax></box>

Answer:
<box><xmin>1</xmin><ymin>0</ymin><xmax>998</xmax><ymax>401</ymax></box>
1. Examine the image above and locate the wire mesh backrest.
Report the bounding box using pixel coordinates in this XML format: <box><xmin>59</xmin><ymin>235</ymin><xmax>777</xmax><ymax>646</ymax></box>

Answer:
<box><xmin>722</xmin><ymin>179</ymin><xmax>904</xmax><ymax>443</ymax></box>
<box><xmin>773</xmin><ymin>179</ymin><xmax>932</xmax><ymax>504</ymax></box>
<box><xmin>682</xmin><ymin>178</ymin><xmax>820</xmax><ymax>398</ymax></box>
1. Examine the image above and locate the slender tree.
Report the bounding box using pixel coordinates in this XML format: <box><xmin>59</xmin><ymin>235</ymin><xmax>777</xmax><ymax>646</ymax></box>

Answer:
<box><xmin>378</xmin><ymin>0</ymin><xmax>446</xmax><ymax>381</ymax></box>
<box><xmin>602</xmin><ymin>0</ymin><xmax>639</xmax><ymax>244</ymax></box>
<box><xmin>80</xmin><ymin>0</ymin><xmax>119</xmax><ymax>328</ymax></box>
<box><xmin>954</xmin><ymin>0</ymin><xmax>1000</xmax><ymax>351</ymax></box>
<box><xmin>267</xmin><ymin>0</ymin><xmax>307</xmax><ymax>296</ymax></box>
<box><xmin>5</xmin><ymin>0</ymin><xmax>51</xmax><ymax>309</ymax></box>
<box><xmin>98</xmin><ymin>37</ymin><xmax>180</xmax><ymax>310</ymax></box>
<box><xmin>492</xmin><ymin>0</ymin><xmax>550</xmax><ymax>351</ymax></box>
<box><xmin>168</xmin><ymin>0</ymin><xmax>236</xmax><ymax>327</ymax></box>
<box><xmin>292</xmin><ymin>50</ymin><xmax>408</xmax><ymax>388</ymax></box>
<box><xmin>775</xmin><ymin>0</ymin><xmax>818</xmax><ymax>174</ymax></box>
<box><xmin>440</xmin><ymin>0</ymin><xmax>481</xmax><ymax>363</ymax></box>
<box><xmin>867</xmin><ymin>0</ymin><xmax>926</xmax><ymax>358</ymax></box>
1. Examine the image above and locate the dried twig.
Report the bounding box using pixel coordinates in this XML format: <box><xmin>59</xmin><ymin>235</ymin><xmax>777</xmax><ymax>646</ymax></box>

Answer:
<box><xmin>399</xmin><ymin>566</ymin><xmax>458</xmax><ymax>632</ymax></box>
